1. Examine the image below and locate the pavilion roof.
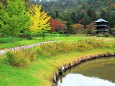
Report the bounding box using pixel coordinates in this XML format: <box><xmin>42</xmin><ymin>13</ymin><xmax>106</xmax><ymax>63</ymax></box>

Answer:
<box><xmin>94</xmin><ymin>18</ymin><xmax>108</xmax><ymax>23</ymax></box>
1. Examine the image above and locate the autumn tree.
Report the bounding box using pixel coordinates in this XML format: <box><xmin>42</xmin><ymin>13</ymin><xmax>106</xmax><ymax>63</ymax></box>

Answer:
<box><xmin>86</xmin><ymin>22</ymin><xmax>96</xmax><ymax>29</ymax></box>
<box><xmin>0</xmin><ymin>0</ymin><xmax>30</xmax><ymax>42</ymax></box>
<box><xmin>29</xmin><ymin>5</ymin><xmax>51</xmax><ymax>39</ymax></box>
<box><xmin>86</xmin><ymin>22</ymin><xmax>96</xmax><ymax>35</ymax></box>
<box><xmin>49</xmin><ymin>19</ymin><xmax>66</xmax><ymax>33</ymax></box>
<box><xmin>71</xmin><ymin>24</ymin><xmax>84</xmax><ymax>34</ymax></box>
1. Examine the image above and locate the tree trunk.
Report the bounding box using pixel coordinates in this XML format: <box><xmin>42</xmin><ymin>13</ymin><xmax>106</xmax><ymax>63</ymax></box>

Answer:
<box><xmin>43</xmin><ymin>31</ymin><xmax>45</xmax><ymax>39</ymax></box>
<box><xmin>11</xmin><ymin>34</ymin><xmax>14</xmax><ymax>43</ymax></box>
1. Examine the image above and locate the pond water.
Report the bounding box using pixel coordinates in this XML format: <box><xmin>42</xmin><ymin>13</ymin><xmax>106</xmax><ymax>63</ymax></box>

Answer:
<box><xmin>56</xmin><ymin>57</ymin><xmax>115</xmax><ymax>86</ymax></box>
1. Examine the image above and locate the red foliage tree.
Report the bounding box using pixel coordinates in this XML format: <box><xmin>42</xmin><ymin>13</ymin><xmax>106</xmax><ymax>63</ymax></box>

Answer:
<box><xmin>49</xmin><ymin>19</ymin><xmax>66</xmax><ymax>32</ymax></box>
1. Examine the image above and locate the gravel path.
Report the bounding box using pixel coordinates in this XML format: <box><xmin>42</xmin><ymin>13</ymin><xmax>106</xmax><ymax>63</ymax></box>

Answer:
<box><xmin>0</xmin><ymin>41</ymin><xmax>57</xmax><ymax>56</ymax></box>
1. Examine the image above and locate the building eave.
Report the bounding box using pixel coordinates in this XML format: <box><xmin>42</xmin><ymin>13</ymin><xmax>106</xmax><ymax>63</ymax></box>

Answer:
<box><xmin>94</xmin><ymin>18</ymin><xmax>108</xmax><ymax>23</ymax></box>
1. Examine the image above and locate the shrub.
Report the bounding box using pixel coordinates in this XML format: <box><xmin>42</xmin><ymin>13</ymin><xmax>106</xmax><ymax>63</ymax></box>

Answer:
<box><xmin>6</xmin><ymin>49</ymin><xmax>36</xmax><ymax>67</ymax></box>
<box><xmin>97</xmin><ymin>34</ymin><xmax>105</xmax><ymax>37</ymax></box>
<box><xmin>97</xmin><ymin>33</ymin><xmax>112</xmax><ymax>37</ymax></box>
<box><xmin>104</xmin><ymin>33</ymin><xmax>112</xmax><ymax>37</ymax></box>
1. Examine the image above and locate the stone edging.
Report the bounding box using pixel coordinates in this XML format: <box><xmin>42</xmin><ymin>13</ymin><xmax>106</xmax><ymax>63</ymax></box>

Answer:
<box><xmin>52</xmin><ymin>52</ymin><xmax>115</xmax><ymax>85</ymax></box>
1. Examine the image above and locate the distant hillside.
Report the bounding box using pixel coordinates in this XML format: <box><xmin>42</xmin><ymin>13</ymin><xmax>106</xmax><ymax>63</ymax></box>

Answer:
<box><xmin>29</xmin><ymin>0</ymin><xmax>115</xmax><ymax>13</ymax></box>
<box><xmin>29</xmin><ymin>0</ymin><xmax>115</xmax><ymax>27</ymax></box>
<box><xmin>39</xmin><ymin>0</ymin><xmax>114</xmax><ymax>13</ymax></box>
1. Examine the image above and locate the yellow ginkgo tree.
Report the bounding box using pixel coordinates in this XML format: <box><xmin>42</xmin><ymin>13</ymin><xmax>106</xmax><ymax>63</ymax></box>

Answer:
<box><xmin>28</xmin><ymin>5</ymin><xmax>51</xmax><ymax>39</ymax></box>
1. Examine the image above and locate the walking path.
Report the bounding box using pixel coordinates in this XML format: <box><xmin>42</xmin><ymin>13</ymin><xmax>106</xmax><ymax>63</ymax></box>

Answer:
<box><xmin>0</xmin><ymin>41</ymin><xmax>57</xmax><ymax>56</ymax></box>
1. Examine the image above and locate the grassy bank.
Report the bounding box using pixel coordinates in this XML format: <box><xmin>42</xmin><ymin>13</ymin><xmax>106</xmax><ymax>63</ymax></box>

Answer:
<box><xmin>0</xmin><ymin>49</ymin><xmax>115</xmax><ymax>86</ymax></box>
<box><xmin>0</xmin><ymin>38</ymin><xmax>115</xmax><ymax>86</ymax></box>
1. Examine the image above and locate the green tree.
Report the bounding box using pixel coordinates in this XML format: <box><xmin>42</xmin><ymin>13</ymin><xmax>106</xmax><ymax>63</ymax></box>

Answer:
<box><xmin>101</xmin><ymin>9</ymin><xmax>115</xmax><ymax>27</ymax></box>
<box><xmin>70</xmin><ymin>12</ymin><xmax>77</xmax><ymax>24</ymax></box>
<box><xmin>0</xmin><ymin>0</ymin><xmax>7</xmax><ymax>6</ymax></box>
<box><xmin>0</xmin><ymin>0</ymin><xmax>30</xmax><ymax>42</ymax></box>
<box><xmin>82</xmin><ymin>15</ymin><xmax>91</xmax><ymax>29</ymax></box>
<box><xmin>55</xmin><ymin>11</ymin><xmax>59</xmax><ymax>18</ymax></box>
<box><xmin>87</xmin><ymin>8</ymin><xmax>97</xmax><ymax>21</ymax></box>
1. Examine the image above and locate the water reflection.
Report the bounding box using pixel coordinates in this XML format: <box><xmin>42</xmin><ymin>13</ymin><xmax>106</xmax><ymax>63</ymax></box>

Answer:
<box><xmin>57</xmin><ymin>73</ymin><xmax>115</xmax><ymax>86</ymax></box>
<box><xmin>56</xmin><ymin>58</ymin><xmax>115</xmax><ymax>86</ymax></box>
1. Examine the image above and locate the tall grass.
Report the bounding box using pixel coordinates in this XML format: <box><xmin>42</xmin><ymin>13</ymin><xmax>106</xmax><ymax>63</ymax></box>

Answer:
<box><xmin>6</xmin><ymin>39</ymin><xmax>115</xmax><ymax>67</ymax></box>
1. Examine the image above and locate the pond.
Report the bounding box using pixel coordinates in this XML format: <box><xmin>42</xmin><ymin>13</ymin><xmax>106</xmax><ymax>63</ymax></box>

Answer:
<box><xmin>56</xmin><ymin>57</ymin><xmax>115</xmax><ymax>86</ymax></box>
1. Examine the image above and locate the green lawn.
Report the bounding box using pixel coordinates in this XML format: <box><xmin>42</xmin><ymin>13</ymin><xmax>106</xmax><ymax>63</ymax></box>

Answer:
<box><xmin>0</xmin><ymin>36</ymin><xmax>114</xmax><ymax>50</ymax></box>
<box><xmin>0</xmin><ymin>36</ymin><xmax>89</xmax><ymax>50</ymax></box>
<box><xmin>0</xmin><ymin>39</ymin><xmax>47</xmax><ymax>50</ymax></box>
